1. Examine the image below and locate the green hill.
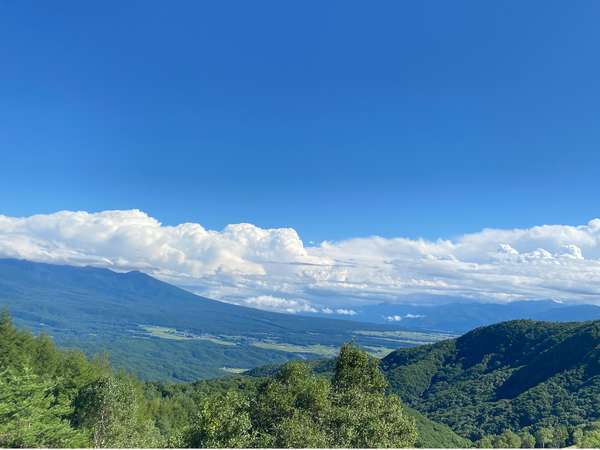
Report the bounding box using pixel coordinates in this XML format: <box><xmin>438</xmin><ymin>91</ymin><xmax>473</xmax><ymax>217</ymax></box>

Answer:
<box><xmin>405</xmin><ymin>406</ymin><xmax>472</xmax><ymax>448</ymax></box>
<box><xmin>381</xmin><ymin>320</ymin><xmax>600</xmax><ymax>441</ymax></box>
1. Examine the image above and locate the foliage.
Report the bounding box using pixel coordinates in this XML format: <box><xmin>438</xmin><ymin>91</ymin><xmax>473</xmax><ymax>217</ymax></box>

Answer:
<box><xmin>74</xmin><ymin>374</ymin><xmax>163</xmax><ymax>447</ymax></box>
<box><xmin>0</xmin><ymin>367</ymin><xmax>85</xmax><ymax>447</ymax></box>
<box><xmin>574</xmin><ymin>421</ymin><xmax>600</xmax><ymax>448</ymax></box>
<box><xmin>185</xmin><ymin>344</ymin><xmax>417</xmax><ymax>448</ymax></box>
<box><xmin>0</xmin><ymin>310</ymin><xmax>419</xmax><ymax>448</ymax></box>
<box><xmin>381</xmin><ymin>320</ymin><xmax>600</xmax><ymax>441</ymax></box>
<box><xmin>3</xmin><ymin>299</ymin><xmax>599</xmax><ymax>449</ymax></box>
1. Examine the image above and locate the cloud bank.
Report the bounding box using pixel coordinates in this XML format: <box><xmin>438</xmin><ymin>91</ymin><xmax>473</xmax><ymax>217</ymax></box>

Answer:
<box><xmin>1</xmin><ymin>210</ymin><xmax>600</xmax><ymax>312</ymax></box>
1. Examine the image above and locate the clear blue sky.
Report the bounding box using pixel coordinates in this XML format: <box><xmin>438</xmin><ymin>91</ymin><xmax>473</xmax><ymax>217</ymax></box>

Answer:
<box><xmin>1</xmin><ymin>1</ymin><xmax>599</xmax><ymax>242</ymax></box>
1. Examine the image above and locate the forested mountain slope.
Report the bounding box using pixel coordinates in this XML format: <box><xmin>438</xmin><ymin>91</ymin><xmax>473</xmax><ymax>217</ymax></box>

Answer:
<box><xmin>0</xmin><ymin>311</ymin><xmax>420</xmax><ymax>448</ymax></box>
<box><xmin>0</xmin><ymin>258</ymin><xmax>451</xmax><ymax>381</ymax></box>
<box><xmin>381</xmin><ymin>320</ymin><xmax>600</xmax><ymax>441</ymax></box>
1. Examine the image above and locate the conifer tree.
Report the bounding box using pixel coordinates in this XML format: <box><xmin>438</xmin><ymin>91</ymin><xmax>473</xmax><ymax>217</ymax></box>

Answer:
<box><xmin>0</xmin><ymin>309</ymin><xmax>21</xmax><ymax>368</ymax></box>
<box><xmin>0</xmin><ymin>367</ymin><xmax>84</xmax><ymax>447</ymax></box>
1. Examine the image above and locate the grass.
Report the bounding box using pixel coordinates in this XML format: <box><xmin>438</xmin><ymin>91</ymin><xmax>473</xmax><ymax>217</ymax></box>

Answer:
<box><xmin>250</xmin><ymin>341</ymin><xmax>340</xmax><ymax>357</ymax></box>
<box><xmin>250</xmin><ymin>340</ymin><xmax>398</xmax><ymax>359</ymax></box>
<box><xmin>141</xmin><ymin>325</ymin><xmax>192</xmax><ymax>340</ymax></box>
<box><xmin>362</xmin><ymin>345</ymin><xmax>395</xmax><ymax>358</ymax></box>
<box><xmin>353</xmin><ymin>329</ymin><xmax>456</xmax><ymax>343</ymax></box>
<box><xmin>140</xmin><ymin>325</ymin><xmax>238</xmax><ymax>346</ymax></box>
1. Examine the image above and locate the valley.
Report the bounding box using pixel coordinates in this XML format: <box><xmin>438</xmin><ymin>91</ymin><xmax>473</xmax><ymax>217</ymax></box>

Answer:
<box><xmin>0</xmin><ymin>258</ymin><xmax>453</xmax><ymax>381</ymax></box>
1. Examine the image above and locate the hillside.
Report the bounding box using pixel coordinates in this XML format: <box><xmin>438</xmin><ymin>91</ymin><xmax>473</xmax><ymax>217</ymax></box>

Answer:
<box><xmin>405</xmin><ymin>406</ymin><xmax>472</xmax><ymax>448</ymax></box>
<box><xmin>0</xmin><ymin>258</ymin><xmax>451</xmax><ymax>381</ymax></box>
<box><xmin>381</xmin><ymin>320</ymin><xmax>600</xmax><ymax>440</ymax></box>
<box><xmin>0</xmin><ymin>311</ymin><xmax>421</xmax><ymax>448</ymax></box>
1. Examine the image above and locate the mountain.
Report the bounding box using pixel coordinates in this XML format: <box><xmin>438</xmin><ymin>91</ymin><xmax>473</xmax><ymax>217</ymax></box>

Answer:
<box><xmin>381</xmin><ymin>319</ymin><xmax>600</xmax><ymax>440</ymax></box>
<box><xmin>306</xmin><ymin>299</ymin><xmax>600</xmax><ymax>333</ymax></box>
<box><xmin>0</xmin><ymin>258</ymin><xmax>451</xmax><ymax>381</ymax></box>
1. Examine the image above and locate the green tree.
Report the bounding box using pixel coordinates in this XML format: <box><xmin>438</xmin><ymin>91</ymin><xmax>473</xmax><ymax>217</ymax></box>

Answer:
<box><xmin>332</xmin><ymin>342</ymin><xmax>387</xmax><ymax>394</ymax></box>
<box><xmin>476</xmin><ymin>435</ymin><xmax>494</xmax><ymax>448</ymax></box>
<box><xmin>0</xmin><ymin>367</ymin><xmax>85</xmax><ymax>447</ymax></box>
<box><xmin>572</xmin><ymin>427</ymin><xmax>584</xmax><ymax>446</ymax></box>
<box><xmin>187</xmin><ymin>390</ymin><xmax>254</xmax><ymax>448</ymax></box>
<box><xmin>536</xmin><ymin>427</ymin><xmax>555</xmax><ymax>448</ymax></box>
<box><xmin>553</xmin><ymin>424</ymin><xmax>569</xmax><ymax>447</ymax></box>
<box><xmin>75</xmin><ymin>374</ymin><xmax>163</xmax><ymax>447</ymax></box>
<box><xmin>186</xmin><ymin>344</ymin><xmax>417</xmax><ymax>448</ymax></box>
<box><xmin>30</xmin><ymin>332</ymin><xmax>61</xmax><ymax>377</ymax></box>
<box><xmin>579</xmin><ymin>422</ymin><xmax>600</xmax><ymax>448</ymax></box>
<box><xmin>519</xmin><ymin>430</ymin><xmax>536</xmax><ymax>448</ymax></box>
<box><xmin>0</xmin><ymin>309</ymin><xmax>22</xmax><ymax>368</ymax></box>
<box><xmin>495</xmin><ymin>430</ymin><xmax>522</xmax><ymax>448</ymax></box>
<box><xmin>329</xmin><ymin>343</ymin><xmax>417</xmax><ymax>448</ymax></box>
<box><xmin>251</xmin><ymin>361</ymin><xmax>330</xmax><ymax>447</ymax></box>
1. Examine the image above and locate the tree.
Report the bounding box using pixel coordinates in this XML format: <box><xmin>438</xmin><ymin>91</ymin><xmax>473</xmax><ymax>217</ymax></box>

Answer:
<box><xmin>0</xmin><ymin>309</ymin><xmax>22</xmax><ymax>368</ymax></box>
<box><xmin>553</xmin><ymin>424</ymin><xmax>569</xmax><ymax>448</ymax></box>
<box><xmin>572</xmin><ymin>427</ymin><xmax>584</xmax><ymax>446</ymax></box>
<box><xmin>75</xmin><ymin>374</ymin><xmax>163</xmax><ymax>447</ymax></box>
<box><xmin>495</xmin><ymin>430</ymin><xmax>521</xmax><ymax>448</ymax></box>
<box><xmin>579</xmin><ymin>422</ymin><xmax>600</xmax><ymax>448</ymax></box>
<box><xmin>187</xmin><ymin>390</ymin><xmax>254</xmax><ymax>448</ymax></box>
<box><xmin>0</xmin><ymin>367</ymin><xmax>85</xmax><ymax>447</ymax></box>
<box><xmin>536</xmin><ymin>427</ymin><xmax>554</xmax><ymax>449</ymax></box>
<box><xmin>329</xmin><ymin>343</ymin><xmax>417</xmax><ymax>448</ymax></box>
<box><xmin>475</xmin><ymin>435</ymin><xmax>494</xmax><ymax>448</ymax></box>
<box><xmin>519</xmin><ymin>430</ymin><xmax>536</xmax><ymax>448</ymax></box>
<box><xmin>30</xmin><ymin>332</ymin><xmax>61</xmax><ymax>377</ymax></box>
<box><xmin>185</xmin><ymin>344</ymin><xmax>417</xmax><ymax>448</ymax></box>
<box><xmin>251</xmin><ymin>361</ymin><xmax>330</xmax><ymax>447</ymax></box>
<box><xmin>332</xmin><ymin>342</ymin><xmax>387</xmax><ymax>394</ymax></box>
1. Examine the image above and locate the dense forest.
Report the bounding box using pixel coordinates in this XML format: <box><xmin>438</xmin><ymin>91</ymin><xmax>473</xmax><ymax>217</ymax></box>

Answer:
<box><xmin>1</xmin><ymin>309</ymin><xmax>599</xmax><ymax>448</ymax></box>
<box><xmin>0</xmin><ymin>310</ymin><xmax>417</xmax><ymax>448</ymax></box>
<box><xmin>381</xmin><ymin>320</ymin><xmax>600</xmax><ymax>447</ymax></box>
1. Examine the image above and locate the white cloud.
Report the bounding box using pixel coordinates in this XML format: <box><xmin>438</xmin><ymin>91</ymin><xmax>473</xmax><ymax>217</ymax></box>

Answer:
<box><xmin>240</xmin><ymin>296</ymin><xmax>318</xmax><ymax>314</ymax></box>
<box><xmin>385</xmin><ymin>315</ymin><xmax>403</xmax><ymax>322</ymax></box>
<box><xmin>1</xmin><ymin>210</ymin><xmax>600</xmax><ymax>308</ymax></box>
<box><xmin>335</xmin><ymin>309</ymin><xmax>357</xmax><ymax>316</ymax></box>
<box><xmin>385</xmin><ymin>313</ymin><xmax>425</xmax><ymax>322</ymax></box>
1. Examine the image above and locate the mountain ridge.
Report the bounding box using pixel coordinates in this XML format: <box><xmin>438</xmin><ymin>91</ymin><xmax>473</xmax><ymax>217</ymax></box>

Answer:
<box><xmin>381</xmin><ymin>319</ymin><xmax>600</xmax><ymax>439</ymax></box>
<box><xmin>0</xmin><ymin>258</ymin><xmax>451</xmax><ymax>381</ymax></box>
<box><xmin>304</xmin><ymin>299</ymin><xmax>600</xmax><ymax>332</ymax></box>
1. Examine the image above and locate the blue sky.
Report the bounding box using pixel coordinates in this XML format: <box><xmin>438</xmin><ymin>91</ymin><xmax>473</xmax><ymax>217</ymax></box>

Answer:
<box><xmin>1</xmin><ymin>1</ymin><xmax>599</xmax><ymax>243</ymax></box>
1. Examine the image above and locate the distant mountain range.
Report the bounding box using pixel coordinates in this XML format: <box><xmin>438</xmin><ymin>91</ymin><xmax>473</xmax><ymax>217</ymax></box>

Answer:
<box><xmin>3</xmin><ymin>258</ymin><xmax>599</xmax><ymax>383</ymax></box>
<box><xmin>0</xmin><ymin>258</ymin><xmax>450</xmax><ymax>381</ymax></box>
<box><xmin>305</xmin><ymin>298</ymin><xmax>600</xmax><ymax>333</ymax></box>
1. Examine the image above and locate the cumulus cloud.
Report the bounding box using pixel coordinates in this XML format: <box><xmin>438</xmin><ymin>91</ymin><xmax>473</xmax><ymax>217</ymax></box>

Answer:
<box><xmin>239</xmin><ymin>296</ymin><xmax>319</xmax><ymax>314</ymax></box>
<box><xmin>335</xmin><ymin>309</ymin><xmax>357</xmax><ymax>316</ymax></box>
<box><xmin>405</xmin><ymin>314</ymin><xmax>425</xmax><ymax>319</ymax></box>
<box><xmin>385</xmin><ymin>314</ymin><xmax>426</xmax><ymax>322</ymax></box>
<box><xmin>1</xmin><ymin>210</ymin><xmax>600</xmax><ymax>311</ymax></box>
